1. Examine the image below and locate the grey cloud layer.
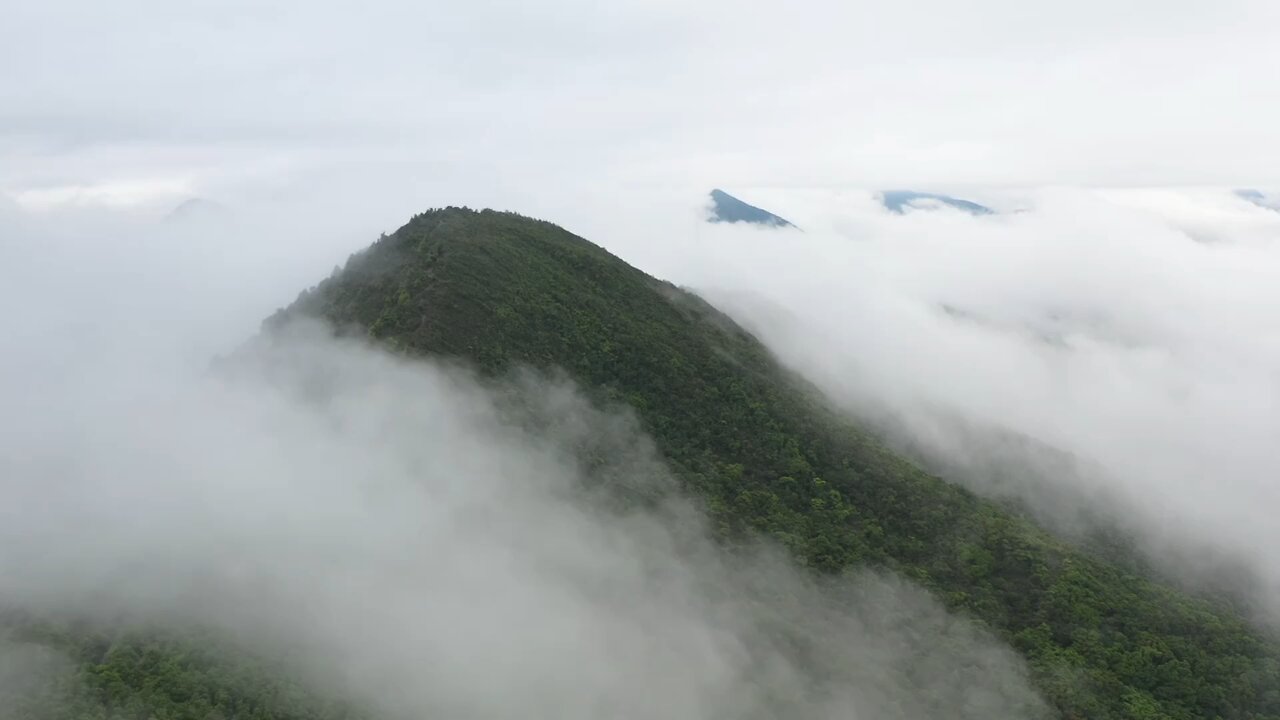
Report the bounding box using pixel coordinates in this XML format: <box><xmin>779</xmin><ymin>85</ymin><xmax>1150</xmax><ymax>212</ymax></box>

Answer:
<box><xmin>3</xmin><ymin>0</ymin><xmax>1279</xmax><ymax>208</ymax></box>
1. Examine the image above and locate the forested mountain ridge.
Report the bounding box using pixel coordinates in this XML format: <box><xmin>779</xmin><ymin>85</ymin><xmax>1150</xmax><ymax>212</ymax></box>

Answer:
<box><xmin>6</xmin><ymin>206</ymin><xmax>1279</xmax><ymax>719</ymax></box>
<box><xmin>269</xmin><ymin>207</ymin><xmax>1280</xmax><ymax>719</ymax></box>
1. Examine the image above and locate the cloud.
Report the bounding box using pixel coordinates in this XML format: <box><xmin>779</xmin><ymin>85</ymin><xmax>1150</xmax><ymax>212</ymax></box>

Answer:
<box><xmin>0</xmin><ymin>218</ymin><xmax>1048</xmax><ymax>718</ymax></box>
<box><xmin>606</xmin><ymin>185</ymin><xmax>1280</xmax><ymax>619</ymax></box>
<box><xmin>3</xmin><ymin>0</ymin><xmax>1279</xmax><ymax>216</ymax></box>
<box><xmin>12</xmin><ymin>177</ymin><xmax>195</xmax><ymax>211</ymax></box>
<box><xmin>0</xmin><ymin>639</ymin><xmax>79</xmax><ymax>718</ymax></box>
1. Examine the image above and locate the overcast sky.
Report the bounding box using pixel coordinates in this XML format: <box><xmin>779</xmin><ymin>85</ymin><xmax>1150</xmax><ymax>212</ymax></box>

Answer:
<box><xmin>3</xmin><ymin>0</ymin><xmax>1279</xmax><ymax>219</ymax></box>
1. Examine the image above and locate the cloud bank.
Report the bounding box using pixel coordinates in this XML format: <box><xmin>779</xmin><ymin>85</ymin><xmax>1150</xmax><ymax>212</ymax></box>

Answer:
<box><xmin>3</xmin><ymin>0</ymin><xmax>1279</xmax><ymax>219</ymax></box>
<box><xmin>602</xmin><ymin>185</ymin><xmax>1280</xmax><ymax>619</ymax></box>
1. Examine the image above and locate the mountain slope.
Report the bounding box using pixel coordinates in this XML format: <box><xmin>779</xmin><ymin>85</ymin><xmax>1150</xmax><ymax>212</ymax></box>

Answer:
<box><xmin>0</xmin><ymin>616</ymin><xmax>359</xmax><ymax>720</ymax></box>
<box><xmin>706</xmin><ymin>188</ymin><xmax>794</xmax><ymax>227</ymax></box>
<box><xmin>269</xmin><ymin>207</ymin><xmax>1280</xmax><ymax>720</ymax></box>
<box><xmin>12</xmin><ymin>207</ymin><xmax>1278</xmax><ymax>719</ymax></box>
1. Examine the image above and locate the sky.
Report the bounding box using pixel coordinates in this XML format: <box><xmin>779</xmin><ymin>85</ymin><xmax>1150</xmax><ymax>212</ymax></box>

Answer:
<box><xmin>3</xmin><ymin>0</ymin><xmax>1280</xmax><ymax>222</ymax></box>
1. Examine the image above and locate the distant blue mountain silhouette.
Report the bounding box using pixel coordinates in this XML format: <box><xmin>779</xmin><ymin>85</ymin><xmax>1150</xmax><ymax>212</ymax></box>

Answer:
<box><xmin>707</xmin><ymin>189</ymin><xmax>794</xmax><ymax>228</ymax></box>
<box><xmin>164</xmin><ymin>197</ymin><xmax>232</xmax><ymax>225</ymax></box>
<box><xmin>880</xmin><ymin>190</ymin><xmax>993</xmax><ymax>216</ymax></box>
<box><xmin>1236</xmin><ymin>188</ymin><xmax>1279</xmax><ymax>211</ymax></box>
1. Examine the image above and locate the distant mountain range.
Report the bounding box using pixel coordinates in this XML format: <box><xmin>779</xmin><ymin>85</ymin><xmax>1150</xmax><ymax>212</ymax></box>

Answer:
<box><xmin>880</xmin><ymin>190</ymin><xmax>993</xmax><ymax>215</ymax></box>
<box><xmin>163</xmin><ymin>197</ymin><xmax>232</xmax><ymax>225</ymax></box>
<box><xmin>706</xmin><ymin>189</ymin><xmax>795</xmax><ymax>228</ymax></box>
<box><xmin>706</xmin><ymin>188</ymin><xmax>998</xmax><ymax>225</ymax></box>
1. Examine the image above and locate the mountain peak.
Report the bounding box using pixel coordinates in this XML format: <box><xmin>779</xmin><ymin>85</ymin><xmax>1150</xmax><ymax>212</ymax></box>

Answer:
<box><xmin>1236</xmin><ymin>188</ymin><xmax>1279</xmax><ymax>211</ymax></box>
<box><xmin>707</xmin><ymin>189</ymin><xmax>795</xmax><ymax>228</ymax></box>
<box><xmin>162</xmin><ymin>196</ymin><xmax>232</xmax><ymax>225</ymax></box>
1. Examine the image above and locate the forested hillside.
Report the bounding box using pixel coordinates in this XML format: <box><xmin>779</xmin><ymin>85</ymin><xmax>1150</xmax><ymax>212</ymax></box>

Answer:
<box><xmin>7</xmin><ymin>207</ymin><xmax>1279</xmax><ymax>719</ymax></box>
<box><xmin>270</xmin><ymin>207</ymin><xmax>1280</xmax><ymax>719</ymax></box>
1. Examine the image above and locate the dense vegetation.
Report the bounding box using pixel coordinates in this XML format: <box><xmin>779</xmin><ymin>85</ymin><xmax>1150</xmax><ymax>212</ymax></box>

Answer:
<box><xmin>274</xmin><ymin>208</ymin><xmax>1280</xmax><ymax>719</ymax></box>
<box><xmin>2</xmin><ymin>614</ymin><xmax>360</xmax><ymax>720</ymax></box>
<box><xmin>8</xmin><ymin>207</ymin><xmax>1279</xmax><ymax>718</ymax></box>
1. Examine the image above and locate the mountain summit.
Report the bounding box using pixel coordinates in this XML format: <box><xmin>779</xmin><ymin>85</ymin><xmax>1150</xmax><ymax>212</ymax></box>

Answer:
<box><xmin>706</xmin><ymin>188</ymin><xmax>794</xmax><ymax>227</ymax></box>
<box><xmin>1237</xmin><ymin>188</ymin><xmax>1280</xmax><ymax>211</ymax></box>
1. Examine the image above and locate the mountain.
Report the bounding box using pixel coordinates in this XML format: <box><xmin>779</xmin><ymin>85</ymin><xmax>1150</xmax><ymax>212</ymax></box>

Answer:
<box><xmin>881</xmin><ymin>190</ymin><xmax>994</xmax><ymax>215</ymax></box>
<box><xmin>1236</xmin><ymin>188</ymin><xmax>1280</xmax><ymax>211</ymax></box>
<box><xmin>162</xmin><ymin>197</ymin><xmax>232</xmax><ymax>225</ymax></box>
<box><xmin>706</xmin><ymin>188</ymin><xmax>794</xmax><ymax>227</ymax></box>
<box><xmin>13</xmin><ymin>208</ymin><xmax>1280</xmax><ymax>719</ymax></box>
<box><xmin>268</xmin><ymin>208</ymin><xmax>1279</xmax><ymax>718</ymax></box>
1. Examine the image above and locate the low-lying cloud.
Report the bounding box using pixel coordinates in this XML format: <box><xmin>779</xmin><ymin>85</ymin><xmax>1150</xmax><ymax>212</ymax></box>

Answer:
<box><xmin>604</xmin><ymin>185</ymin><xmax>1280</xmax><ymax>618</ymax></box>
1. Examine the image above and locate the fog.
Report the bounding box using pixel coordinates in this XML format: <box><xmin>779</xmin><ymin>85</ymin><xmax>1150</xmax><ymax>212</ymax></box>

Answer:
<box><xmin>0</xmin><ymin>216</ymin><xmax>1049</xmax><ymax>717</ymax></box>
<box><xmin>597</xmin><ymin>185</ymin><xmax>1280</xmax><ymax>617</ymax></box>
